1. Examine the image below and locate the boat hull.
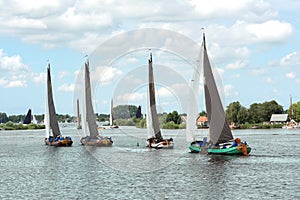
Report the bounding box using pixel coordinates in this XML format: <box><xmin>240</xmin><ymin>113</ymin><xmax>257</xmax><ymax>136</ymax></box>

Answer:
<box><xmin>80</xmin><ymin>137</ymin><xmax>113</xmax><ymax>146</ymax></box>
<box><xmin>45</xmin><ymin>138</ymin><xmax>73</xmax><ymax>147</ymax></box>
<box><xmin>147</xmin><ymin>138</ymin><xmax>174</xmax><ymax>149</ymax></box>
<box><xmin>208</xmin><ymin>145</ymin><xmax>251</xmax><ymax>155</ymax></box>
<box><xmin>189</xmin><ymin>140</ymin><xmax>208</xmax><ymax>153</ymax></box>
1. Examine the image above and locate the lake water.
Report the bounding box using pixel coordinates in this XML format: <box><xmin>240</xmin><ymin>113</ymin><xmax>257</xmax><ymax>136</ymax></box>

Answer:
<box><xmin>0</xmin><ymin>125</ymin><xmax>299</xmax><ymax>199</ymax></box>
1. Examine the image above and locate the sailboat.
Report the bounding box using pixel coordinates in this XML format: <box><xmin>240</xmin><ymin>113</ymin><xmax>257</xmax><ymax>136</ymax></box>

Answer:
<box><xmin>195</xmin><ymin>33</ymin><xmax>251</xmax><ymax>155</ymax></box>
<box><xmin>44</xmin><ymin>64</ymin><xmax>73</xmax><ymax>146</ymax></box>
<box><xmin>109</xmin><ymin>98</ymin><xmax>118</xmax><ymax>128</ymax></box>
<box><xmin>282</xmin><ymin>95</ymin><xmax>299</xmax><ymax>128</ymax></box>
<box><xmin>76</xmin><ymin>99</ymin><xmax>82</xmax><ymax>129</ymax></box>
<box><xmin>136</xmin><ymin>105</ymin><xmax>142</xmax><ymax>119</ymax></box>
<box><xmin>23</xmin><ymin>109</ymin><xmax>32</xmax><ymax>124</ymax></box>
<box><xmin>80</xmin><ymin>59</ymin><xmax>113</xmax><ymax>146</ymax></box>
<box><xmin>146</xmin><ymin>53</ymin><xmax>174</xmax><ymax>149</ymax></box>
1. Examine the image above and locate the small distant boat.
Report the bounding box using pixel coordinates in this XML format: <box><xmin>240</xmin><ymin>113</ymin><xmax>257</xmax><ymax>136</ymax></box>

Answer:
<box><xmin>80</xmin><ymin>59</ymin><xmax>113</xmax><ymax>146</ymax></box>
<box><xmin>146</xmin><ymin>53</ymin><xmax>173</xmax><ymax>149</ymax></box>
<box><xmin>23</xmin><ymin>109</ymin><xmax>32</xmax><ymax>124</ymax></box>
<box><xmin>23</xmin><ymin>109</ymin><xmax>38</xmax><ymax>125</ymax></box>
<box><xmin>44</xmin><ymin>64</ymin><xmax>73</xmax><ymax>146</ymax></box>
<box><xmin>109</xmin><ymin>98</ymin><xmax>118</xmax><ymax>129</ymax></box>
<box><xmin>201</xmin><ymin>33</ymin><xmax>251</xmax><ymax>155</ymax></box>
<box><xmin>136</xmin><ymin>105</ymin><xmax>142</xmax><ymax>119</ymax></box>
<box><xmin>282</xmin><ymin>95</ymin><xmax>299</xmax><ymax>129</ymax></box>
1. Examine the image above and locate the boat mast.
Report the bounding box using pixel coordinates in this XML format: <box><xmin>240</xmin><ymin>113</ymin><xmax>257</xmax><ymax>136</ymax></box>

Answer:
<box><xmin>290</xmin><ymin>95</ymin><xmax>294</xmax><ymax>119</ymax></box>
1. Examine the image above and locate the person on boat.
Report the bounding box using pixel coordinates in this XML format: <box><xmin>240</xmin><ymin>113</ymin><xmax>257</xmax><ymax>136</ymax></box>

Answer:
<box><xmin>232</xmin><ymin>138</ymin><xmax>241</xmax><ymax>147</ymax></box>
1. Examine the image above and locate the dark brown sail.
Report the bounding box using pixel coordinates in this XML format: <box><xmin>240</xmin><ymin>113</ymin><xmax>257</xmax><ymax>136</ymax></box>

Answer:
<box><xmin>202</xmin><ymin>34</ymin><xmax>233</xmax><ymax>144</ymax></box>
<box><xmin>47</xmin><ymin>65</ymin><xmax>61</xmax><ymax>138</ymax></box>
<box><xmin>148</xmin><ymin>53</ymin><xmax>162</xmax><ymax>140</ymax></box>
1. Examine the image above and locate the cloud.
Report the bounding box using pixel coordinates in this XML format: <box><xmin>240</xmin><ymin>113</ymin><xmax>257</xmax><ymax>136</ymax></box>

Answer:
<box><xmin>246</xmin><ymin>20</ymin><xmax>293</xmax><ymax>43</ymax></box>
<box><xmin>280</xmin><ymin>51</ymin><xmax>300</xmax><ymax>67</ymax></box>
<box><xmin>33</xmin><ymin>73</ymin><xmax>46</xmax><ymax>84</ymax></box>
<box><xmin>94</xmin><ymin>66</ymin><xmax>123</xmax><ymax>85</ymax></box>
<box><xmin>57</xmin><ymin>83</ymin><xmax>74</xmax><ymax>92</ymax></box>
<box><xmin>157</xmin><ymin>87</ymin><xmax>172</xmax><ymax>97</ymax></box>
<box><xmin>0</xmin><ymin>49</ymin><xmax>30</xmax><ymax>88</ymax></box>
<box><xmin>227</xmin><ymin>60</ymin><xmax>249</xmax><ymax>69</ymax></box>
<box><xmin>116</xmin><ymin>92</ymin><xmax>144</xmax><ymax>102</ymax></box>
<box><xmin>0</xmin><ymin>49</ymin><xmax>29</xmax><ymax>72</ymax></box>
<box><xmin>0</xmin><ymin>0</ymin><xmax>286</xmax><ymax>53</ymax></box>
<box><xmin>286</xmin><ymin>72</ymin><xmax>295</xmax><ymax>79</ymax></box>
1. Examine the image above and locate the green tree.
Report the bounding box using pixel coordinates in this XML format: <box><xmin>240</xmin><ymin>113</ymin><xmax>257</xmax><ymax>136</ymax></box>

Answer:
<box><xmin>0</xmin><ymin>112</ymin><xmax>9</xmax><ymax>123</ymax></box>
<box><xmin>199</xmin><ymin>110</ymin><xmax>207</xmax><ymax>116</ymax></box>
<box><xmin>166</xmin><ymin>111</ymin><xmax>181</xmax><ymax>124</ymax></box>
<box><xmin>226</xmin><ymin>101</ymin><xmax>248</xmax><ymax>124</ymax></box>
<box><xmin>288</xmin><ymin>101</ymin><xmax>300</xmax><ymax>122</ymax></box>
<box><xmin>260</xmin><ymin>100</ymin><xmax>283</xmax><ymax>122</ymax></box>
<box><xmin>113</xmin><ymin>105</ymin><xmax>138</xmax><ymax>119</ymax></box>
<box><xmin>248</xmin><ymin>100</ymin><xmax>283</xmax><ymax>123</ymax></box>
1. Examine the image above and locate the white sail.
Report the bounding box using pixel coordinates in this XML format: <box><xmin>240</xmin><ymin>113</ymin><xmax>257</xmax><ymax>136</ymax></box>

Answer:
<box><xmin>110</xmin><ymin>98</ymin><xmax>114</xmax><ymax>126</ymax></box>
<box><xmin>81</xmin><ymin>66</ymin><xmax>88</xmax><ymax>137</ymax></box>
<box><xmin>32</xmin><ymin>115</ymin><xmax>37</xmax><ymax>124</ymax></box>
<box><xmin>45</xmin><ymin>89</ymin><xmax>50</xmax><ymax>137</ymax></box>
<box><xmin>186</xmin><ymin>46</ymin><xmax>204</xmax><ymax>142</ymax></box>
<box><xmin>146</xmin><ymin>82</ymin><xmax>154</xmax><ymax>138</ymax></box>
<box><xmin>81</xmin><ymin>60</ymin><xmax>99</xmax><ymax>138</ymax></box>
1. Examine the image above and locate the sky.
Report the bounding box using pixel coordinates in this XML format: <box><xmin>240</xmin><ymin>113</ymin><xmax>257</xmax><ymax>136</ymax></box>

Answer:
<box><xmin>1</xmin><ymin>0</ymin><xmax>300</xmax><ymax>116</ymax></box>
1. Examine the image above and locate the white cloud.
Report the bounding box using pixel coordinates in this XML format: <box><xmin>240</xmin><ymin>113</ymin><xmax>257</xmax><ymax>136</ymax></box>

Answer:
<box><xmin>117</xmin><ymin>92</ymin><xmax>144</xmax><ymax>102</ymax></box>
<box><xmin>227</xmin><ymin>60</ymin><xmax>249</xmax><ymax>69</ymax></box>
<box><xmin>57</xmin><ymin>83</ymin><xmax>74</xmax><ymax>92</ymax></box>
<box><xmin>33</xmin><ymin>73</ymin><xmax>46</xmax><ymax>84</ymax></box>
<box><xmin>0</xmin><ymin>49</ymin><xmax>30</xmax><ymax>88</ymax></box>
<box><xmin>94</xmin><ymin>66</ymin><xmax>123</xmax><ymax>85</ymax></box>
<box><xmin>280</xmin><ymin>51</ymin><xmax>300</xmax><ymax>67</ymax></box>
<box><xmin>246</xmin><ymin>20</ymin><xmax>293</xmax><ymax>43</ymax></box>
<box><xmin>0</xmin><ymin>49</ymin><xmax>29</xmax><ymax>72</ymax></box>
<box><xmin>286</xmin><ymin>72</ymin><xmax>295</xmax><ymax>79</ymax></box>
<box><xmin>5</xmin><ymin>80</ymin><xmax>27</xmax><ymax>88</ymax></box>
<box><xmin>157</xmin><ymin>87</ymin><xmax>172</xmax><ymax>97</ymax></box>
<box><xmin>0</xmin><ymin>0</ymin><xmax>285</xmax><ymax>53</ymax></box>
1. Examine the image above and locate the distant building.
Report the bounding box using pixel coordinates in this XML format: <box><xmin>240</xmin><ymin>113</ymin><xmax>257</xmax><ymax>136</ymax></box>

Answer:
<box><xmin>270</xmin><ymin>114</ymin><xmax>288</xmax><ymax>124</ymax></box>
<box><xmin>197</xmin><ymin>116</ymin><xmax>209</xmax><ymax>128</ymax></box>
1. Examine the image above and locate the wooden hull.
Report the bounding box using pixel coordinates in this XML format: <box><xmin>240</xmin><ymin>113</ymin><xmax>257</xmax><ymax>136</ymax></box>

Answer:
<box><xmin>45</xmin><ymin>138</ymin><xmax>73</xmax><ymax>147</ymax></box>
<box><xmin>80</xmin><ymin>137</ymin><xmax>113</xmax><ymax>146</ymax></box>
<box><xmin>208</xmin><ymin>145</ymin><xmax>251</xmax><ymax>156</ymax></box>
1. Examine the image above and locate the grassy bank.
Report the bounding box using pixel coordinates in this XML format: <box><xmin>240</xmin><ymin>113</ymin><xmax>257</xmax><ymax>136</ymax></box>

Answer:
<box><xmin>0</xmin><ymin>121</ymin><xmax>45</xmax><ymax>130</ymax></box>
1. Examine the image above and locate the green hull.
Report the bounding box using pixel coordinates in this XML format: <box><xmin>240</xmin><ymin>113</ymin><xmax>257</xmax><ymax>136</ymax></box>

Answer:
<box><xmin>208</xmin><ymin>146</ymin><xmax>251</xmax><ymax>155</ymax></box>
<box><xmin>189</xmin><ymin>145</ymin><xmax>201</xmax><ymax>153</ymax></box>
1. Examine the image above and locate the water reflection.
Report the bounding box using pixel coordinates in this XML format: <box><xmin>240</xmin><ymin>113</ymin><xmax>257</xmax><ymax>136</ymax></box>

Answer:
<box><xmin>208</xmin><ymin>155</ymin><xmax>237</xmax><ymax>164</ymax></box>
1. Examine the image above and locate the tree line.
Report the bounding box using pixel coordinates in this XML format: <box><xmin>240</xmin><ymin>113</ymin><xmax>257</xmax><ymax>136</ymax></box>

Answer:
<box><xmin>224</xmin><ymin>100</ymin><xmax>290</xmax><ymax>124</ymax></box>
<box><xmin>1</xmin><ymin>99</ymin><xmax>297</xmax><ymax>126</ymax></box>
